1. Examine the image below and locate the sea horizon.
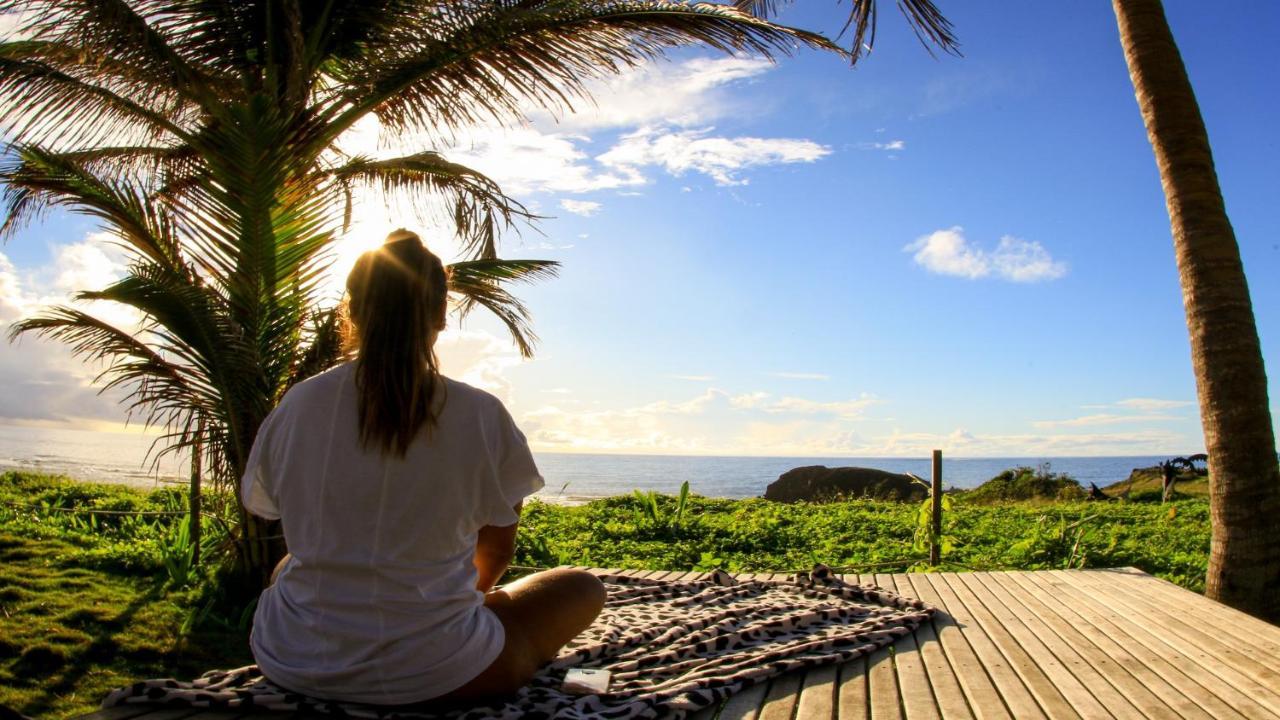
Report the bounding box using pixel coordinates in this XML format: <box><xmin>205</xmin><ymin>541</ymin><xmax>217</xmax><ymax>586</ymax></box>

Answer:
<box><xmin>0</xmin><ymin>422</ymin><xmax>1184</xmax><ymax>501</ymax></box>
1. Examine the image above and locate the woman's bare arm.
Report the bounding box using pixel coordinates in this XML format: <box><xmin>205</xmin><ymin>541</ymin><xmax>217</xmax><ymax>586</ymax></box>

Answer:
<box><xmin>474</xmin><ymin>502</ymin><xmax>520</xmax><ymax>592</ymax></box>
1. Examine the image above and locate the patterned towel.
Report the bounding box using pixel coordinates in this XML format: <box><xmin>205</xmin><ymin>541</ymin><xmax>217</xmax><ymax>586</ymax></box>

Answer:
<box><xmin>104</xmin><ymin>566</ymin><xmax>933</xmax><ymax>719</ymax></box>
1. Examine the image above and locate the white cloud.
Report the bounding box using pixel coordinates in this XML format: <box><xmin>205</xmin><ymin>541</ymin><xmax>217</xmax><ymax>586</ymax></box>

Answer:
<box><xmin>990</xmin><ymin>235</ymin><xmax>1069</xmax><ymax>282</ymax></box>
<box><xmin>330</xmin><ymin>56</ymin><xmax>828</xmax><ymax>204</ymax></box>
<box><xmin>860</xmin><ymin>427</ymin><xmax>1197</xmax><ymax>458</ymax></box>
<box><xmin>537</xmin><ymin>56</ymin><xmax>774</xmax><ymax>132</ymax></box>
<box><xmin>858</xmin><ymin>140</ymin><xmax>906</xmax><ymax>151</ymax></box>
<box><xmin>905</xmin><ymin>226</ymin><xmax>1067</xmax><ymax>282</ymax></box>
<box><xmin>559</xmin><ymin>199</ymin><xmax>602</xmax><ymax>217</ymax></box>
<box><xmin>770</xmin><ymin>371</ymin><xmax>829</xmax><ymax>381</ymax></box>
<box><xmin>1032</xmin><ymin>413</ymin><xmax>1180</xmax><ymax>429</ymax></box>
<box><xmin>1115</xmin><ymin>398</ymin><xmax>1195</xmax><ymax>412</ymax></box>
<box><xmin>435</xmin><ymin>328</ymin><xmax>525</xmax><ymax>406</ymax></box>
<box><xmin>670</xmin><ymin>374</ymin><xmax>715</xmax><ymax>382</ymax></box>
<box><xmin>1034</xmin><ymin>397</ymin><xmax>1195</xmax><ymax>430</ymax></box>
<box><xmin>0</xmin><ymin>235</ymin><xmax>141</xmax><ymax>427</ymax></box>
<box><xmin>598</xmin><ymin>127</ymin><xmax>831</xmax><ymax>187</ymax></box>
<box><xmin>520</xmin><ymin>388</ymin><xmax>879</xmax><ymax>453</ymax></box>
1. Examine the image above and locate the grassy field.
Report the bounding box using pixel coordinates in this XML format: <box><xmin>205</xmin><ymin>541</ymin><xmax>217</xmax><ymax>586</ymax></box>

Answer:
<box><xmin>0</xmin><ymin>471</ymin><xmax>1210</xmax><ymax>718</ymax></box>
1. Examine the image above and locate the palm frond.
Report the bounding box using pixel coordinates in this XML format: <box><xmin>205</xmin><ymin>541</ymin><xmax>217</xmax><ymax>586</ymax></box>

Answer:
<box><xmin>324</xmin><ymin>1</ymin><xmax>842</xmax><ymax>143</ymax></box>
<box><xmin>733</xmin><ymin>0</ymin><xmax>959</xmax><ymax>63</ymax></box>
<box><xmin>286</xmin><ymin>305</ymin><xmax>348</xmax><ymax>391</ymax></box>
<box><xmin>1</xmin><ymin>0</ymin><xmax>223</xmax><ymax>109</ymax></box>
<box><xmin>0</xmin><ymin>145</ymin><xmax>181</xmax><ymax>268</ymax></box>
<box><xmin>326</xmin><ymin>151</ymin><xmax>535</xmax><ymax>260</ymax></box>
<box><xmin>0</xmin><ymin>51</ymin><xmax>188</xmax><ymax>147</ymax></box>
<box><xmin>447</xmin><ymin>258</ymin><xmax>560</xmax><ymax>358</ymax></box>
<box><xmin>7</xmin><ymin>304</ymin><xmax>211</xmax><ymax>423</ymax></box>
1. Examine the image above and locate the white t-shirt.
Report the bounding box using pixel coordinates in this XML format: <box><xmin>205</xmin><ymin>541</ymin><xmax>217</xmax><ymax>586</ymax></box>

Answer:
<box><xmin>240</xmin><ymin>362</ymin><xmax>544</xmax><ymax>704</ymax></box>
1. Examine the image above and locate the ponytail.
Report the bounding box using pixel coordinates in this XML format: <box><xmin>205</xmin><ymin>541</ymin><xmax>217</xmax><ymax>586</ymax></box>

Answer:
<box><xmin>343</xmin><ymin>229</ymin><xmax>448</xmax><ymax>456</ymax></box>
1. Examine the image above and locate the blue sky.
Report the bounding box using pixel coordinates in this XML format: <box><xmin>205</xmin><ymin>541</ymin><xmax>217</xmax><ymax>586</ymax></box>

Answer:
<box><xmin>1</xmin><ymin>1</ymin><xmax>1277</xmax><ymax>457</ymax></box>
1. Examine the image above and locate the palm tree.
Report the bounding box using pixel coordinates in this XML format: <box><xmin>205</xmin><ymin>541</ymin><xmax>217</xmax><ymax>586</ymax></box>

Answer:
<box><xmin>0</xmin><ymin>1</ymin><xmax>837</xmax><ymax>586</ymax></box>
<box><xmin>741</xmin><ymin>0</ymin><xmax>1280</xmax><ymax>620</ymax></box>
<box><xmin>1111</xmin><ymin>0</ymin><xmax>1279</xmax><ymax>621</ymax></box>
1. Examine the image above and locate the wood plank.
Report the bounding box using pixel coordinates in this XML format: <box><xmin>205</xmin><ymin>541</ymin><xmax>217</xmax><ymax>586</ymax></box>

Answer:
<box><xmin>885</xmin><ymin>571</ymin><xmax>972</xmax><ymax>717</ymax></box>
<box><xmin>1005</xmin><ymin>571</ymin><xmax>1233</xmax><ymax>720</ymax></box>
<box><xmin>758</xmin><ymin>671</ymin><xmax>806</xmax><ymax>720</ymax></box>
<box><xmin>877</xmin><ymin>573</ymin><xmax>941</xmax><ymax>720</ymax></box>
<box><xmin>950</xmin><ymin>573</ymin><xmax>1116</xmax><ymax>718</ymax></box>
<box><xmin>924</xmin><ymin>574</ymin><xmax>1069</xmax><ymax>719</ymax></box>
<box><xmin>1051</xmin><ymin>569</ymin><xmax>1280</xmax><ymax>715</ymax></box>
<box><xmin>867</xmin><ymin>644</ymin><xmax>903</xmax><ymax>720</ymax></box>
<box><xmin>901</xmin><ymin>571</ymin><xmax>998</xmax><ymax>717</ymax></box>
<box><xmin>835</xmin><ymin>655</ymin><xmax>869</xmax><ymax>720</ymax></box>
<box><xmin>974</xmin><ymin>571</ymin><xmax>1176</xmax><ymax>719</ymax></box>
<box><xmin>718</xmin><ymin>681</ymin><xmax>771</xmax><ymax>720</ymax></box>
<box><xmin>1093</xmin><ymin>568</ymin><xmax>1280</xmax><ymax>662</ymax></box>
<box><xmin>795</xmin><ymin>664</ymin><xmax>838</xmax><ymax>720</ymax></box>
<box><xmin>1025</xmin><ymin>570</ymin><xmax>1271</xmax><ymax>720</ymax></box>
<box><xmin>899</xmin><ymin>573</ymin><xmax>1006</xmax><ymax>720</ymax></box>
<box><xmin>853</xmin><ymin>573</ymin><xmax>902</xmax><ymax>720</ymax></box>
<box><xmin>915</xmin><ymin>573</ymin><xmax>1046</xmax><ymax>719</ymax></box>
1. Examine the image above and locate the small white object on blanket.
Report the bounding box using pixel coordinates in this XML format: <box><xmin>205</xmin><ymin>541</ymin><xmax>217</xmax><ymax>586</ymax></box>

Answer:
<box><xmin>562</xmin><ymin>668</ymin><xmax>611</xmax><ymax>695</ymax></box>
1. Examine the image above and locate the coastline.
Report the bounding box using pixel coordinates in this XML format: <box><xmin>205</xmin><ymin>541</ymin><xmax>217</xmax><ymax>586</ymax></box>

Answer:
<box><xmin>0</xmin><ymin>422</ymin><xmax>1181</xmax><ymax>497</ymax></box>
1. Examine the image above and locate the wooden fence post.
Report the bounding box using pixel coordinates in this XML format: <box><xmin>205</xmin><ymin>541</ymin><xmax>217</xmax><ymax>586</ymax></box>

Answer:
<box><xmin>930</xmin><ymin>449</ymin><xmax>942</xmax><ymax>566</ymax></box>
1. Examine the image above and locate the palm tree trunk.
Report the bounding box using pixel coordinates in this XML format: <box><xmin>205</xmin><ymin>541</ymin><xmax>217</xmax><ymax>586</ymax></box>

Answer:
<box><xmin>1112</xmin><ymin>0</ymin><xmax>1280</xmax><ymax>621</ymax></box>
<box><xmin>189</xmin><ymin>422</ymin><xmax>202</xmax><ymax>568</ymax></box>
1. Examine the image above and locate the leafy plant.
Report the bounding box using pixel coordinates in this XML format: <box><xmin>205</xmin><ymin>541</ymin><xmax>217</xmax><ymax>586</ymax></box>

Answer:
<box><xmin>911</xmin><ymin>493</ymin><xmax>956</xmax><ymax>559</ymax></box>
<box><xmin>160</xmin><ymin>520</ymin><xmax>197</xmax><ymax>589</ymax></box>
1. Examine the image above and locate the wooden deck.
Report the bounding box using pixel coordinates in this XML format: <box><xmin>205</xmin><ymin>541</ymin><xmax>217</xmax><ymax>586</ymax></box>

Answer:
<box><xmin>79</xmin><ymin>567</ymin><xmax>1280</xmax><ymax>720</ymax></box>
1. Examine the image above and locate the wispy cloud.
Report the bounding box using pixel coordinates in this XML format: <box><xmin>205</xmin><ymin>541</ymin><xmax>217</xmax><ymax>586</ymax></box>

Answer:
<box><xmin>669</xmin><ymin>374</ymin><xmax>716</xmax><ymax>382</ymax></box>
<box><xmin>520</xmin><ymin>389</ymin><xmax>878</xmax><ymax>454</ymax></box>
<box><xmin>905</xmin><ymin>226</ymin><xmax>1067</xmax><ymax>282</ymax></box>
<box><xmin>769</xmin><ymin>371</ymin><xmax>830</xmax><ymax>381</ymax></box>
<box><xmin>1032</xmin><ymin>413</ymin><xmax>1180</xmax><ymax>429</ymax></box>
<box><xmin>1034</xmin><ymin>397</ymin><xmax>1194</xmax><ymax>429</ymax></box>
<box><xmin>1115</xmin><ymin>398</ymin><xmax>1195</xmax><ymax>412</ymax></box>
<box><xmin>857</xmin><ymin>140</ymin><xmax>905</xmax><ymax>151</ymax></box>
<box><xmin>337</xmin><ymin>56</ymin><xmax>829</xmax><ymax>200</ymax></box>
<box><xmin>559</xmin><ymin>199</ymin><xmax>601</xmax><ymax>217</ymax></box>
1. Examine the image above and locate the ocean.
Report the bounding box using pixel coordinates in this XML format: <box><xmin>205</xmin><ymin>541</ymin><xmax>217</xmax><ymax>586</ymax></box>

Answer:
<box><xmin>0</xmin><ymin>423</ymin><xmax>1167</xmax><ymax>501</ymax></box>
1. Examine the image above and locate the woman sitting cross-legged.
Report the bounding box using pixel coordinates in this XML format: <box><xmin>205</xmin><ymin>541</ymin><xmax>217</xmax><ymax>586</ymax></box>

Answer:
<box><xmin>240</xmin><ymin>229</ymin><xmax>605</xmax><ymax>706</ymax></box>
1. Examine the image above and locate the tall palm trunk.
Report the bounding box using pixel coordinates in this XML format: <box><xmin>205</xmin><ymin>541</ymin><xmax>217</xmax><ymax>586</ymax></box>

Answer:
<box><xmin>1112</xmin><ymin>0</ymin><xmax>1280</xmax><ymax>621</ymax></box>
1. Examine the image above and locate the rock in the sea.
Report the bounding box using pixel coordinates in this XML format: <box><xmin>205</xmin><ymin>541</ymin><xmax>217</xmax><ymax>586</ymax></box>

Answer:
<box><xmin>765</xmin><ymin>465</ymin><xmax>927</xmax><ymax>503</ymax></box>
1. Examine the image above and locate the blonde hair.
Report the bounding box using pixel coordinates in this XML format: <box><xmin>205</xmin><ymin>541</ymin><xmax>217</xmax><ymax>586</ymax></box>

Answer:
<box><xmin>343</xmin><ymin>230</ymin><xmax>448</xmax><ymax>456</ymax></box>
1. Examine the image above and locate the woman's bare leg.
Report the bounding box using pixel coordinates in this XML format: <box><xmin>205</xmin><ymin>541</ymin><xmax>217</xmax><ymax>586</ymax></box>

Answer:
<box><xmin>435</xmin><ymin>567</ymin><xmax>606</xmax><ymax>702</ymax></box>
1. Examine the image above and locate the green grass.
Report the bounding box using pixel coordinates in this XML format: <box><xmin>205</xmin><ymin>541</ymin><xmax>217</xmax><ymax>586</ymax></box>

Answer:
<box><xmin>0</xmin><ymin>473</ymin><xmax>251</xmax><ymax>719</ymax></box>
<box><xmin>0</xmin><ymin>470</ymin><xmax>1212</xmax><ymax>718</ymax></box>
<box><xmin>515</xmin><ymin>492</ymin><xmax>1210</xmax><ymax>590</ymax></box>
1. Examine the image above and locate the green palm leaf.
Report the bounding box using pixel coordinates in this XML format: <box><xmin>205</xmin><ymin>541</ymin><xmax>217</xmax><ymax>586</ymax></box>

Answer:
<box><xmin>327</xmin><ymin>152</ymin><xmax>535</xmax><ymax>259</ymax></box>
<box><xmin>732</xmin><ymin>0</ymin><xmax>959</xmax><ymax>62</ymax></box>
<box><xmin>323</xmin><ymin>2</ymin><xmax>842</xmax><ymax>142</ymax></box>
<box><xmin>448</xmin><ymin>258</ymin><xmax>561</xmax><ymax>358</ymax></box>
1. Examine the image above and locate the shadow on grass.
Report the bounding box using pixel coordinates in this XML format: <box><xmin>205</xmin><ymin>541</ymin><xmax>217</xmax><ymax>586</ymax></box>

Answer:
<box><xmin>18</xmin><ymin>578</ymin><xmax>167</xmax><ymax>716</ymax></box>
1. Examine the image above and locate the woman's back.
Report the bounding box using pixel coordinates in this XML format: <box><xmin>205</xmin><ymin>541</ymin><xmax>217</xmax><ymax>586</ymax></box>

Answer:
<box><xmin>242</xmin><ymin>361</ymin><xmax>543</xmax><ymax>703</ymax></box>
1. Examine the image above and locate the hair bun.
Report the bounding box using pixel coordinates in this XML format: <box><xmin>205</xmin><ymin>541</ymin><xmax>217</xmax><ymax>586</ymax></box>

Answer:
<box><xmin>385</xmin><ymin>228</ymin><xmax>420</xmax><ymax>245</ymax></box>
